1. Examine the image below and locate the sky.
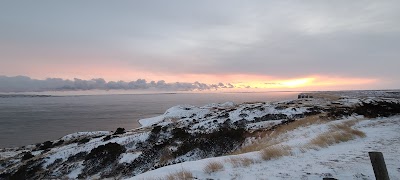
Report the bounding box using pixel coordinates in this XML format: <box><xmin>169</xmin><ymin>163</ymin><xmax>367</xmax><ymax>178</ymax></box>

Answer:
<box><xmin>1</xmin><ymin>0</ymin><xmax>399</xmax><ymax>92</ymax></box>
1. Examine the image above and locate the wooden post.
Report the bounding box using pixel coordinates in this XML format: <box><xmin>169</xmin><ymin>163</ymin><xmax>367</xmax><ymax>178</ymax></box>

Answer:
<box><xmin>369</xmin><ymin>152</ymin><xmax>390</xmax><ymax>180</ymax></box>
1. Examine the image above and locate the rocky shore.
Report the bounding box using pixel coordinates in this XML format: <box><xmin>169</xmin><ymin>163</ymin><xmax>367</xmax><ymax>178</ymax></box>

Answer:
<box><xmin>1</xmin><ymin>91</ymin><xmax>400</xmax><ymax>179</ymax></box>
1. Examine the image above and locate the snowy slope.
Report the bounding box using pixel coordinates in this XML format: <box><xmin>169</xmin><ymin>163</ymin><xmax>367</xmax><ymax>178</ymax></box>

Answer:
<box><xmin>1</xmin><ymin>93</ymin><xmax>399</xmax><ymax>180</ymax></box>
<box><xmin>131</xmin><ymin>116</ymin><xmax>400</xmax><ymax>180</ymax></box>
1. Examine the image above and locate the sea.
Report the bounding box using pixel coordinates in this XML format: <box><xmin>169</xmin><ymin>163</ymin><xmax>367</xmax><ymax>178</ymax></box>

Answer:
<box><xmin>0</xmin><ymin>92</ymin><xmax>299</xmax><ymax>148</ymax></box>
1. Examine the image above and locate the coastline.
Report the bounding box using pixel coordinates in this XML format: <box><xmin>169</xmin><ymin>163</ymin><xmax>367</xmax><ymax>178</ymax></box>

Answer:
<box><xmin>1</xmin><ymin>90</ymin><xmax>399</xmax><ymax>179</ymax></box>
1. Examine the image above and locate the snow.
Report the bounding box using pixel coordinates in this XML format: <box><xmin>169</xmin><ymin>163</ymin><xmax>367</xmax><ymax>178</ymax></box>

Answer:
<box><xmin>67</xmin><ymin>162</ymin><xmax>83</xmax><ymax>179</ymax></box>
<box><xmin>43</xmin><ymin>131</ymin><xmax>150</xmax><ymax>167</ymax></box>
<box><xmin>0</xmin><ymin>150</ymin><xmax>23</xmax><ymax>159</ymax></box>
<box><xmin>247</xmin><ymin>121</ymin><xmax>281</xmax><ymax>131</ymax></box>
<box><xmin>31</xmin><ymin>150</ymin><xmax>43</xmax><ymax>156</ymax></box>
<box><xmin>138</xmin><ymin>101</ymin><xmax>311</xmax><ymax>131</ymax></box>
<box><xmin>202</xmin><ymin>101</ymin><xmax>236</xmax><ymax>108</ymax></box>
<box><xmin>139</xmin><ymin>115</ymin><xmax>165</xmax><ymax>127</ymax></box>
<box><xmin>60</xmin><ymin>131</ymin><xmax>109</xmax><ymax>141</ymax></box>
<box><xmin>139</xmin><ymin>104</ymin><xmax>211</xmax><ymax>127</ymax></box>
<box><xmin>130</xmin><ymin>116</ymin><xmax>400</xmax><ymax>180</ymax></box>
<box><xmin>139</xmin><ymin>102</ymin><xmax>239</xmax><ymax>127</ymax></box>
<box><xmin>119</xmin><ymin>152</ymin><xmax>142</xmax><ymax>164</ymax></box>
<box><xmin>2</xmin><ymin>94</ymin><xmax>400</xmax><ymax>179</ymax></box>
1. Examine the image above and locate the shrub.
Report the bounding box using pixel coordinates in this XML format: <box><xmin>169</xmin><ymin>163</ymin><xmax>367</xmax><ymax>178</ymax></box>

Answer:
<box><xmin>354</xmin><ymin>101</ymin><xmax>400</xmax><ymax>118</ymax></box>
<box><xmin>66</xmin><ymin>151</ymin><xmax>88</xmax><ymax>163</ymax></box>
<box><xmin>77</xmin><ymin>137</ymin><xmax>90</xmax><ymax>145</ymax></box>
<box><xmin>52</xmin><ymin>140</ymin><xmax>64</xmax><ymax>147</ymax></box>
<box><xmin>260</xmin><ymin>146</ymin><xmax>292</xmax><ymax>161</ymax></box>
<box><xmin>172</xmin><ymin>126</ymin><xmax>245</xmax><ymax>158</ymax></box>
<box><xmin>21</xmin><ymin>152</ymin><xmax>34</xmax><ymax>161</ymax></box>
<box><xmin>166</xmin><ymin>169</ymin><xmax>193</xmax><ymax>180</ymax></box>
<box><xmin>254</xmin><ymin>114</ymin><xmax>288</xmax><ymax>122</ymax></box>
<box><xmin>85</xmin><ymin>143</ymin><xmax>125</xmax><ymax>162</ymax></box>
<box><xmin>171</xmin><ymin>128</ymin><xmax>190</xmax><ymax>140</ymax></box>
<box><xmin>233</xmin><ymin>114</ymin><xmax>324</xmax><ymax>155</ymax></box>
<box><xmin>189</xmin><ymin>113</ymin><xmax>197</xmax><ymax>118</ymax></box>
<box><xmin>159</xmin><ymin>148</ymin><xmax>173</xmax><ymax>165</ymax></box>
<box><xmin>113</xmin><ymin>127</ymin><xmax>126</xmax><ymax>135</ymax></box>
<box><xmin>102</xmin><ymin>135</ymin><xmax>112</xmax><ymax>141</ymax></box>
<box><xmin>327</xmin><ymin>107</ymin><xmax>353</xmax><ymax>119</ymax></box>
<box><xmin>203</xmin><ymin>161</ymin><xmax>224</xmax><ymax>174</ymax></box>
<box><xmin>7</xmin><ymin>159</ymin><xmax>44</xmax><ymax>180</ymax></box>
<box><xmin>227</xmin><ymin>157</ymin><xmax>254</xmax><ymax>167</ymax></box>
<box><xmin>80</xmin><ymin>143</ymin><xmax>126</xmax><ymax>177</ymax></box>
<box><xmin>151</xmin><ymin>125</ymin><xmax>162</xmax><ymax>134</ymax></box>
<box><xmin>239</xmin><ymin>113</ymin><xmax>248</xmax><ymax>118</ymax></box>
<box><xmin>199</xmin><ymin>127</ymin><xmax>245</xmax><ymax>156</ymax></box>
<box><xmin>38</xmin><ymin>141</ymin><xmax>53</xmax><ymax>150</ymax></box>
<box><xmin>307</xmin><ymin>122</ymin><xmax>366</xmax><ymax>149</ymax></box>
<box><xmin>217</xmin><ymin>113</ymin><xmax>229</xmax><ymax>118</ymax></box>
<box><xmin>240</xmin><ymin>157</ymin><xmax>254</xmax><ymax>167</ymax></box>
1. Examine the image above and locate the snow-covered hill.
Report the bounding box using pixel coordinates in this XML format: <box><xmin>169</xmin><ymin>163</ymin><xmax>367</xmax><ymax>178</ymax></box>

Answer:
<box><xmin>132</xmin><ymin>115</ymin><xmax>400</xmax><ymax>180</ymax></box>
<box><xmin>1</xmin><ymin>92</ymin><xmax>399</xmax><ymax>179</ymax></box>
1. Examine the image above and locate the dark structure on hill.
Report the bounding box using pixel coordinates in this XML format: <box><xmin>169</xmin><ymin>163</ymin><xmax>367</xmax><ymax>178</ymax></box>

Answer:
<box><xmin>298</xmin><ymin>94</ymin><xmax>314</xmax><ymax>99</ymax></box>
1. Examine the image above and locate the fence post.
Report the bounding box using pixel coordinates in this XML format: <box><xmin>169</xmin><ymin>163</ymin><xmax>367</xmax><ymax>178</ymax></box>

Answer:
<box><xmin>369</xmin><ymin>152</ymin><xmax>390</xmax><ymax>180</ymax></box>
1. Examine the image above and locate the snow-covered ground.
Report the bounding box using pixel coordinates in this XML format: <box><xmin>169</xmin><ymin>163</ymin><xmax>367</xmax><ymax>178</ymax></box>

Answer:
<box><xmin>131</xmin><ymin>116</ymin><xmax>400</xmax><ymax>180</ymax></box>
<box><xmin>1</xmin><ymin>93</ymin><xmax>399</xmax><ymax>179</ymax></box>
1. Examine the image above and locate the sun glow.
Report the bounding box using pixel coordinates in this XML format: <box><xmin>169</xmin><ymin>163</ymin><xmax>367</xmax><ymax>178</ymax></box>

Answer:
<box><xmin>231</xmin><ymin>77</ymin><xmax>315</xmax><ymax>89</ymax></box>
<box><xmin>281</xmin><ymin>78</ymin><xmax>315</xmax><ymax>88</ymax></box>
<box><xmin>15</xmin><ymin>63</ymin><xmax>379</xmax><ymax>91</ymax></box>
<box><xmin>228</xmin><ymin>76</ymin><xmax>377</xmax><ymax>91</ymax></box>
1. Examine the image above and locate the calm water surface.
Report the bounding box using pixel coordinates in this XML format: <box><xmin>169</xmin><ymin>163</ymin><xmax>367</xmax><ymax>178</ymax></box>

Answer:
<box><xmin>0</xmin><ymin>92</ymin><xmax>298</xmax><ymax>148</ymax></box>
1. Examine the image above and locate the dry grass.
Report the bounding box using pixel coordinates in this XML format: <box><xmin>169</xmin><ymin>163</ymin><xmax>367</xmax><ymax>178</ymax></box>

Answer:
<box><xmin>307</xmin><ymin>121</ymin><xmax>366</xmax><ymax>149</ymax></box>
<box><xmin>273</xmin><ymin>114</ymin><xmax>326</xmax><ymax>136</ymax></box>
<box><xmin>159</xmin><ymin>148</ymin><xmax>173</xmax><ymax>164</ymax></box>
<box><xmin>232</xmin><ymin>114</ymin><xmax>325</xmax><ymax>155</ymax></box>
<box><xmin>166</xmin><ymin>117</ymin><xmax>181</xmax><ymax>123</ymax></box>
<box><xmin>226</xmin><ymin>157</ymin><xmax>254</xmax><ymax>167</ymax></box>
<box><xmin>166</xmin><ymin>169</ymin><xmax>193</xmax><ymax>180</ymax></box>
<box><xmin>203</xmin><ymin>161</ymin><xmax>224</xmax><ymax>174</ymax></box>
<box><xmin>260</xmin><ymin>145</ymin><xmax>292</xmax><ymax>161</ymax></box>
<box><xmin>232</xmin><ymin>138</ymin><xmax>282</xmax><ymax>155</ymax></box>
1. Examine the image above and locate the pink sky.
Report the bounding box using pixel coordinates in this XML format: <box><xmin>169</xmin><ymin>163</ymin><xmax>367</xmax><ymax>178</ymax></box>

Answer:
<box><xmin>1</xmin><ymin>1</ymin><xmax>399</xmax><ymax>92</ymax></box>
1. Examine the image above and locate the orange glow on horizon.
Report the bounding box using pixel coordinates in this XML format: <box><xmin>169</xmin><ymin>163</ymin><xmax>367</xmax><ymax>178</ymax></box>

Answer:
<box><xmin>227</xmin><ymin>76</ymin><xmax>377</xmax><ymax>91</ymax></box>
<box><xmin>281</xmin><ymin>78</ymin><xmax>315</xmax><ymax>88</ymax></box>
<box><xmin>6</xmin><ymin>63</ymin><xmax>379</xmax><ymax>91</ymax></box>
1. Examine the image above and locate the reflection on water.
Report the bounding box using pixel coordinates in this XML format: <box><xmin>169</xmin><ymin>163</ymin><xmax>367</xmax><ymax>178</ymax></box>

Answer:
<box><xmin>0</xmin><ymin>92</ymin><xmax>298</xmax><ymax>148</ymax></box>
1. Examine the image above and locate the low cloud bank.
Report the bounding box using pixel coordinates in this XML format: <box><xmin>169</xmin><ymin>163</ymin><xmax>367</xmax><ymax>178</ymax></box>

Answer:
<box><xmin>0</xmin><ymin>76</ymin><xmax>234</xmax><ymax>92</ymax></box>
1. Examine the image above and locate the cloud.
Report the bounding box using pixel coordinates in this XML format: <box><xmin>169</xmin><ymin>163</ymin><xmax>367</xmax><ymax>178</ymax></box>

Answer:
<box><xmin>0</xmin><ymin>76</ymin><xmax>235</xmax><ymax>92</ymax></box>
<box><xmin>0</xmin><ymin>1</ymin><xmax>399</xmax><ymax>89</ymax></box>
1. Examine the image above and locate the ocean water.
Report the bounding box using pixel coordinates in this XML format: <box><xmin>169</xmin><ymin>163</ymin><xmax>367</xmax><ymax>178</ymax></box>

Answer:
<box><xmin>0</xmin><ymin>92</ymin><xmax>298</xmax><ymax>148</ymax></box>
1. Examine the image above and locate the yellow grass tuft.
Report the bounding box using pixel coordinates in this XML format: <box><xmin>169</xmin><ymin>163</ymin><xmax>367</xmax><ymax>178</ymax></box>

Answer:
<box><xmin>307</xmin><ymin>121</ymin><xmax>366</xmax><ymax>149</ymax></box>
<box><xmin>203</xmin><ymin>161</ymin><xmax>224</xmax><ymax>174</ymax></box>
<box><xmin>272</xmin><ymin>114</ymin><xmax>326</xmax><ymax>136</ymax></box>
<box><xmin>260</xmin><ymin>145</ymin><xmax>292</xmax><ymax>161</ymax></box>
<box><xmin>226</xmin><ymin>157</ymin><xmax>254</xmax><ymax>167</ymax></box>
<box><xmin>232</xmin><ymin>138</ymin><xmax>282</xmax><ymax>155</ymax></box>
<box><xmin>233</xmin><ymin>114</ymin><xmax>325</xmax><ymax>155</ymax></box>
<box><xmin>166</xmin><ymin>169</ymin><xmax>193</xmax><ymax>180</ymax></box>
